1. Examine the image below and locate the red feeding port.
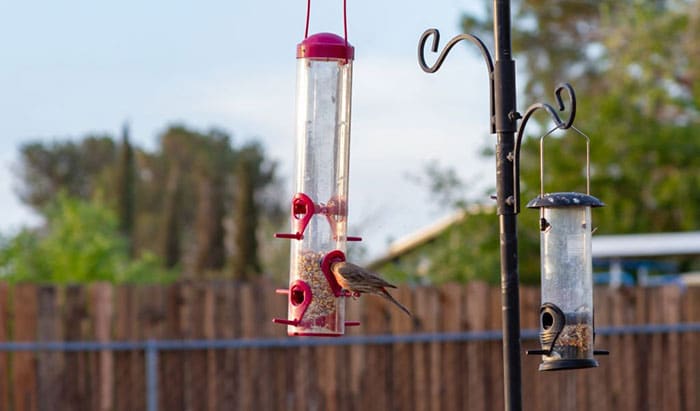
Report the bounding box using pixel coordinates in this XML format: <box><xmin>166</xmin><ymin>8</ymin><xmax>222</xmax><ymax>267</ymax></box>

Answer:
<box><xmin>275</xmin><ymin>193</ymin><xmax>317</xmax><ymax>240</ymax></box>
<box><xmin>320</xmin><ymin>250</ymin><xmax>346</xmax><ymax>297</ymax></box>
<box><xmin>272</xmin><ymin>280</ymin><xmax>313</xmax><ymax>327</ymax></box>
<box><xmin>291</xmin><ymin>288</ymin><xmax>304</xmax><ymax>305</ymax></box>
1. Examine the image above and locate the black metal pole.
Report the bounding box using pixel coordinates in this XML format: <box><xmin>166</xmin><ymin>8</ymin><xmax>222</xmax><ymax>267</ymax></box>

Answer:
<box><xmin>417</xmin><ymin>1</ymin><xmax>544</xmax><ymax>408</ymax></box>
<box><xmin>492</xmin><ymin>1</ymin><xmax>522</xmax><ymax>410</ymax></box>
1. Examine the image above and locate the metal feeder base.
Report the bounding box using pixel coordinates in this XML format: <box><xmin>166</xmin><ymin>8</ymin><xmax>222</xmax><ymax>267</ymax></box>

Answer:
<box><xmin>539</xmin><ymin>358</ymin><xmax>599</xmax><ymax>371</ymax></box>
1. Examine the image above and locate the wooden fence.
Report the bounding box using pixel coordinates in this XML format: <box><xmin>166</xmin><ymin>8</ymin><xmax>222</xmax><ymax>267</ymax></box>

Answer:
<box><xmin>0</xmin><ymin>280</ymin><xmax>698</xmax><ymax>411</ymax></box>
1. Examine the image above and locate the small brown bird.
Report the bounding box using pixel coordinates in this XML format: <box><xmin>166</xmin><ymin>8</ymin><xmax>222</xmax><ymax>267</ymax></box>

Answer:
<box><xmin>330</xmin><ymin>261</ymin><xmax>412</xmax><ymax>316</ymax></box>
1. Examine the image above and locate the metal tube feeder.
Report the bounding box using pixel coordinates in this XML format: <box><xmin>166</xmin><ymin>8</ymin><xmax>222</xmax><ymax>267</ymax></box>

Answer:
<box><xmin>525</xmin><ymin>127</ymin><xmax>608</xmax><ymax>370</ymax></box>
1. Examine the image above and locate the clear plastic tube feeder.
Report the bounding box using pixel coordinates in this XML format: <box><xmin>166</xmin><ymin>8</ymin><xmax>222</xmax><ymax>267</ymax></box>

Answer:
<box><xmin>274</xmin><ymin>32</ymin><xmax>360</xmax><ymax>336</ymax></box>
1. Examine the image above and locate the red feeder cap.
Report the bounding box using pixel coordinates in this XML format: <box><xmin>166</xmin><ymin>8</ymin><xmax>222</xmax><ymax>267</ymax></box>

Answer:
<box><xmin>297</xmin><ymin>32</ymin><xmax>354</xmax><ymax>61</ymax></box>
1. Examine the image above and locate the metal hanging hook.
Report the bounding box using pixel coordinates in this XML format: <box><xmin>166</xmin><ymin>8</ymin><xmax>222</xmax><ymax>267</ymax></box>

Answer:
<box><xmin>538</xmin><ymin>125</ymin><xmax>592</xmax><ymax>197</ymax></box>
<box><xmin>512</xmin><ymin>83</ymin><xmax>578</xmax><ymax>213</ymax></box>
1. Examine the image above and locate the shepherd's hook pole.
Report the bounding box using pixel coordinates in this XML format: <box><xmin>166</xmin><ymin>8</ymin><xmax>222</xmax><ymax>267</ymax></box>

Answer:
<box><xmin>492</xmin><ymin>1</ymin><xmax>522</xmax><ymax>410</ymax></box>
<box><xmin>418</xmin><ymin>0</ymin><xmax>523</xmax><ymax>409</ymax></box>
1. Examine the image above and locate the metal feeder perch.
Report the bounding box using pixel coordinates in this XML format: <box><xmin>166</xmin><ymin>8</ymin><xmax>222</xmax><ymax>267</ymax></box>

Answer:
<box><xmin>526</xmin><ymin>127</ymin><xmax>608</xmax><ymax>370</ymax></box>
<box><xmin>273</xmin><ymin>0</ymin><xmax>360</xmax><ymax>336</ymax></box>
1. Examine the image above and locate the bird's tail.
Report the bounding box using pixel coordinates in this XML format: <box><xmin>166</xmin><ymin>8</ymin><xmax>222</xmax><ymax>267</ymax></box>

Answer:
<box><xmin>380</xmin><ymin>289</ymin><xmax>412</xmax><ymax>317</ymax></box>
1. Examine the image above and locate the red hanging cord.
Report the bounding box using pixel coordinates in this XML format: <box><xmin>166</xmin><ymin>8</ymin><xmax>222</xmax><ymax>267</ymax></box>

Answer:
<box><xmin>343</xmin><ymin>0</ymin><xmax>348</xmax><ymax>46</ymax></box>
<box><xmin>304</xmin><ymin>0</ymin><xmax>349</xmax><ymax>43</ymax></box>
<box><xmin>304</xmin><ymin>0</ymin><xmax>311</xmax><ymax>38</ymax></box>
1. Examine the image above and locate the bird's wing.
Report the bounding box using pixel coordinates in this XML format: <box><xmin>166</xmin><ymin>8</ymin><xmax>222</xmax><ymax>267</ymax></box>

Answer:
<box><xmin>337</xmin><ymin>262</ymin><xmax>397</xmax><ymax>289</ymax></box>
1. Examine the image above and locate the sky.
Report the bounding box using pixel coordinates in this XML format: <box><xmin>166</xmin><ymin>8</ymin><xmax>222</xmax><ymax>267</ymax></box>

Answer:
<box><xmin>0</xmin><ymin>0</ymin><xmax>495</xmax><ymax>259</ymax></box>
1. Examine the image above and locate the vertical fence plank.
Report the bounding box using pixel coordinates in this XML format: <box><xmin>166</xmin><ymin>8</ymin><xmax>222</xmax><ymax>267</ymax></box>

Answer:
<box><xmin>412</xmin><ymin>286</ymin><xmax>430</xmax><ymax>411</ymax></box>
<box><xmin>345</xmin><ymin>288</ymin><xmax>365</xmax><ymax>411</ymax></box>
<box><xmin>251</xmin><ymin>279</ymin><xmax>275</xmax><ymax>411</ymax></box>
<box><xmin>681</xmin><ymin>286</ymin><xmax>700</xmax><ymax>411</ymax></box>
<box><xmin>140</xmin><ymin>284</ymin><xmax>166</xmax><ymax>411</ymax></box>
<box><xmin>203</xmin><ymin>283</ymin><xmax>217</xmax><ymax>411</ymax></box>
<box><xmin>660</xmin><ymin>286</ymin><xmax>682</xmax><ymax>411</ymax></box>
<box><xmin>315</xmin><ymin>321</ymin><xmax>339</xmax><ymax>411</ymax></box>
<box><xmin>114</xmin><ymin>285</ymin><xmax>134</xmax><ymax>411</ymax></box>
<box><xmin>239</xmin><ymin>282</ymin><xmax>259</xmax><ymax>411</ymax></box>
<box><xmin>180</xmin><ymin>281</ymin><xmax>197</xmax><ymax>411</ymax></box>
<box><xmin>37</xmin><ymin>286</ymin><xmax>62</xmax><ymax>411</ymax></box>
<box><xmin>162</xmin><ymin>283</ymin><xmax>185</xmax><ymax>411</ymax></box>
<box><xmin>632</xmin><ymin>286</ymin><xmax>650</xmax><ymax>411</ymax></box>
<box><xmin>113</xmin><ymin>285</ymin><xmax>139</xmax><ymax>411</ymax></box>
<box><xmin>188</xmin><ymin>283</ymin><xmax>209</xmax><ymax>411</ymax></box>
<box><xmin>357</xmin><ymin>294</ymin><xmax>388</xmax><ymax>411</ymax></box>
<box><xmin>131</xmin><ymin>284</ymin><xmax>148</xmax><ymax>411</ymax></box>
<box><xmin>519</xmin><ymin>286</ymin><xmax>540</xmax><ymax>411</ymax></box>
<box><xmin>623</xmin><ymin>287</ymin><xmax>640</xmax><ymax>410</ymax></box>
<box><xmin>489</xmin><ymin>285</ymin><xmax>505</xmax><ymax>411</ymax></box>
<box><xmin>216</xmin><ymin>281</ymin><xmax>240</xmax><ymax>411</ymax></box>
<box><xmin>264</xmin><ymin>279</ymin><xmax>289</xmax><ymax>411</ymax></box>
<box><xmin>440</xmin><ymin>283</ymin><xmax>462</xmax><ymax>411</ymax></box>
<box><xmin>142</xmin><ymin>285</ymin><xmax>167</xmax><ymax>340</ymax></box>
<box><xmin>607</xmin><ymin>288</ymin><xmax>627</xmax><ymax>410</ymax></box>
<box><xmin>647</xmin><ymin>287</ymin><xmax>664</xmax><ymax>411</ymax></box>
<box><xmin>426</xmin><ymin>287</ymin><xmax>443</xmax><ymax>411</ymax></box>
<box><xmin>186</xmin><ymin>283</ymin><xmax>206</xmax><ymax>411</ymax></box>
<box><xmin>13</xmin><ymin>284</ymin><xmax>38</xmax><ymax>411</ymax></box>
<box><xmin>389</xmin><ymin>285</ymin><xmax>415</xmax><ymax>411</ymax></box>
<box><xmin>463</xmin><ymin>281</ymin><xmax>489</xmax><ymax>411</ymax></box>
<box><xmin>591</xmin><ymin>286</ymin><xmax>613</xmax><ymax>411</ymax></box>
<box><xmin>91</xmin><ymin>283</ymin><xmax>114</xmax><ymax>411</ymax></box>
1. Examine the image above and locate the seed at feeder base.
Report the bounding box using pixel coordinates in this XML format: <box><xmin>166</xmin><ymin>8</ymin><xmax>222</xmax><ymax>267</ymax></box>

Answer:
<box><xmin>294</xmin><ymin>249</ymin><xmax>339</xmax><ymax>331</ymax></box>
<box><xmin>554</xmin><ymin>322</ymin><xmax>593</xmax><ymax>358</ymax></box>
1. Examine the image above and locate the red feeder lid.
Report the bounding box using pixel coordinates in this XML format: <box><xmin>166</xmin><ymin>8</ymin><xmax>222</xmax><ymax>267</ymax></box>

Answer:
<box><xmin>297</xmin><ymin>32</ymin><xmax>354</xmax><ymax>60</ymax></box>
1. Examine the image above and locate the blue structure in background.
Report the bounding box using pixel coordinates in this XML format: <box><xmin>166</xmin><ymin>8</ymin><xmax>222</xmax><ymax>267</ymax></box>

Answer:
<box><xmin>593</xmin><ymin>259</ymin><xmax>686</xmax><ymax>287</ymax></box>
<box><xmin>591</xmin><ymin>231</ymin><xmax>700</xmax><ymax>288</ymax></box>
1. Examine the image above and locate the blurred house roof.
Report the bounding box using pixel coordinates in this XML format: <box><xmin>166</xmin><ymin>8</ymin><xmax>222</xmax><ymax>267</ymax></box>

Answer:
<box><xmin>368</xmin><ymin>209</ymin><xmax>468</xmax><ymax>269</ymax></box>
<box><xmin>370</xmin><ymin>209</ymin><xmax>700</xmax><ymax>268</ymax></box>
<box><xmin>368</xmin><ymin>206</ymin><xmax>496</xmax><ymax>269</ymax></box>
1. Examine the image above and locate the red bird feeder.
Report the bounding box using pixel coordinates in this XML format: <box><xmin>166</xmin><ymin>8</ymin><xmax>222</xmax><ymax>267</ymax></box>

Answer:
<box><xmin>274</xmin><ymin>1</ymin><xmax>360</xmax><ymax>336</ymax></box>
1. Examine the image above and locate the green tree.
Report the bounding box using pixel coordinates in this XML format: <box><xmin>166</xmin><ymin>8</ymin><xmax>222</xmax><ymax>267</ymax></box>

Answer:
<box><xmin>17</xmin><ymin>136</ymin><xmax>117</xmax><ymax>210</ymax></box>
<box><xmin>383</xmin><ymin>1</ymin><xmax>700</xmax><ymax>284</ymax></box>
<box><xmin>229</xmin><ymin>142</ymin><xmax>277</xmax><ymax>279</ymax></box>
<box><xmin>191</xmin><ymin>129</ymin><xmax>231</xmax><ymax>274</ymax></box>
<box><xmin>499</xmin><ymin>0</ymin><xmax>700</xmax><ymax>235</ymax></box>
<box><xmin>116</xmin><ymin>123</ymin><xmax>136</xmax><ymax>256</ymax></box>
<box><xmin>13</xmin><ymin>124</ymin><xmax>284</xmax><ymax>278</ymax></box>
<box><xmin>0</xmin><ymin>194</ymin><xmax>174</xmax><ymax>283</ymax></box>
<box><xmin>464</xmin><ymin>0</ymin><xmax>700</xmax><ymax>230</ymax></box>
<box><xmin>160</xmin><ymin>161</ymin><xmax>183</xmax><ymax>269</ymax></box>
<box><xmin>150</xmin><ymin>125</ymin><xmax>239</xmax><ymax>276</ymax></box>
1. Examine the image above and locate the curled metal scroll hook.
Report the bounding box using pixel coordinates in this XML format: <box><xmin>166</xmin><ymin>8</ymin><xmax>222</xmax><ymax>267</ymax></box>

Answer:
<box><xmin>512</xmin><ymin>83</ymin><xmax>578</xmax><ymax>213</ymax></box>
<box><xmin>554</xmin><ymin>83</ymin><xmax>576</xmax><ymax>129</ymax></box>
<box><xmin>418</xmin><ymin>28</ymin><xmax>496</xmax><ymax>133</ymax></box>
<box><xmin>516</xmin><ymin>83</ymin><xmax>576</xmax><ymax>138</ymax></box>
<box><xmin>418</xmin><ymin>29</ymin><xmax>493</xmax><ymax>74</ymax></box>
